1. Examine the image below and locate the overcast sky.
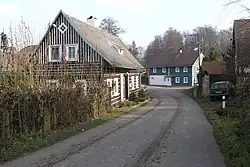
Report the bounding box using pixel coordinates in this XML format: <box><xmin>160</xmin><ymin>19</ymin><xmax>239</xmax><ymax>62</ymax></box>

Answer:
<box><xmin>0</xmin><ymin>0</ymin><xmax>250</xmax><ymax>48</ymax></box>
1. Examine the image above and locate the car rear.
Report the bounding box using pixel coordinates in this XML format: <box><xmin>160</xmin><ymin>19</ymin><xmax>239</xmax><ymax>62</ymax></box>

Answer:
<box><xmin>210</xmin><ymin>82</ymin><xmax>229</xmax><ymax>100</ymax></box>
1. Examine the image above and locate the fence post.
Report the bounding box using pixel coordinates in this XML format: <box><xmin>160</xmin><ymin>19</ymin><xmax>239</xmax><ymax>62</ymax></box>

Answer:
<box><xmin>222</xmin><ymin>95</ymin><xmax>226</xmax><ymax>109</ymax></box>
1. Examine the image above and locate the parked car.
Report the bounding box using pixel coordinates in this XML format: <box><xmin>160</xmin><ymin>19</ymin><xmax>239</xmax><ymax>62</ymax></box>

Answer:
<box><xmin>210</xmin><ymin>81</ymin><xmax>235</xmax><ymax>101</ymax></box>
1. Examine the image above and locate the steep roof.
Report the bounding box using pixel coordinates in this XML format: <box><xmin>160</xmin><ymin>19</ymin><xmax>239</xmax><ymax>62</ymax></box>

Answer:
<box><xmin>18</xmin><ymin>45</ymin><xmax>37</xmax><ymax>55</ymax></box>
<box><xmin>147</xmin><ymin>50</ymin><xmax>201</xmax><ymax>68</ymax></box>
<box><xmin>61</xmin><ymin>11</ymin><xmax>144</xmax><ymax>70</ymax></box>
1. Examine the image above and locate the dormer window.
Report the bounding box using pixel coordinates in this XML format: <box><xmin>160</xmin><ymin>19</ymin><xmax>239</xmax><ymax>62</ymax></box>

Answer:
<box><xmin>119</xmin><ymin>49</ymin><xmax>124</xmax><ymax>55</ymax></box>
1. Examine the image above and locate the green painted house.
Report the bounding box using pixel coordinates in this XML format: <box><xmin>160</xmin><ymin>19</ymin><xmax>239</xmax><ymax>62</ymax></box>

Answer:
<box><xmin>148</xmin><ymin>49</ymin><xmax>204</xmax><ymax>87</ymax></box>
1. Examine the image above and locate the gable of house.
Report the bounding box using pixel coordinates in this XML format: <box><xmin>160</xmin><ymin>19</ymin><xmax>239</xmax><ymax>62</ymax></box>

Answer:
<box><xmin>34</xmin><ymin>10</ymin><xmax>143</xmax><ymax>70</ymax></box>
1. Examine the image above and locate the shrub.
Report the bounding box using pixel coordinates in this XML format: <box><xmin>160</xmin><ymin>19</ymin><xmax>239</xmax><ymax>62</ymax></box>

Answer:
<box><xmin>129</xmin><ymin>92</ymin><xmax>137</xmax><ymax>102</ymax></box>
<box><xmin>138</xmin><ymin>89</ymin><xmax>149</xmax><ymax>102</ymax></box>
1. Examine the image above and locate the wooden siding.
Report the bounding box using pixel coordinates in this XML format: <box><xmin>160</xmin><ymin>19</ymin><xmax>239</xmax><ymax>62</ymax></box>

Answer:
<box><xmin>129</xmin><ymin>73</ymin><xmax>140</xmax><ymax>93</ymax></box>
<box><xmin>36</xmin><ymin>13</ymin><xmax>103</xmax><ymax>66</ymax></box>
<box><xmin>104</xmin><ymin>74</ymin><xmax>121</xmax><ymax>106</ymax></box>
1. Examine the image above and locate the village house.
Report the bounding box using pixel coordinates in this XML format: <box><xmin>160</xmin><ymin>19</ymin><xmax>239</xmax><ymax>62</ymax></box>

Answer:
<box><xmin>147</xmin><ymin>49</ymin><xmax>204</xmax><ymax>87</ymax></box>
<box><xmin>32</xmin><ymin>10</ymin><xmax>144</xmax><ymax>106</ymax></box>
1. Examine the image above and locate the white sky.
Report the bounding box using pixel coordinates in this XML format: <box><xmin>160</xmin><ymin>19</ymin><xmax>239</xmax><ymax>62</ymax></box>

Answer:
<box><xmin>0</xmin><ymin>0</ymin><xmax>250</xmax><ymax>48</ymax></box>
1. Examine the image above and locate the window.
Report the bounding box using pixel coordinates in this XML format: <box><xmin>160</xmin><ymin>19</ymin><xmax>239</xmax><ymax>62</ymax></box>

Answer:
<box><xmin>153</xmin><ymin>68</ymin><xmax>157</xmax><ymax>73</ymax></box>
<box><xmin>184</xmin><ymin>77</ymin><xmax>188</xmax><ymax>83</ymax></box>
<box><xmin>46</xmin><ymin>80</ymin><xmax>59</xmax><ymax>88</ymax></box>
<box><xmin>175</xmin><ymin>67</ymin><xmax>180</xmax><ymax>72</ymax></box>
<box><xmin>175</xmin><ymin>77</ymin><xmax>180</xmax><ymax>83</ymax></box>
<box><xmin>131</xmin><ymin>76</ymin><xmax>135</xmax><ymax>90</ymax></box>
<box><xmin>113</xmin><ymin>78</ymin><xmax>119</xmax><ymax>96</ymax></box>
<box><xmin>75</xmin><ymin>80</ymin><xmax>87</xmax><ymax>95</ymax></box>
<box><xmin>183</xmin><ymin>67</ymin><xmax>188</xmax><ymax>72</ymax></box>
<box><xmin>136</xmin><ymin>76</ymin><xmax>139</xmax><ymax>88</ymax></box>
<box><xmin>49</xmin><ymin>45</ymin><xmax>61</xmax><ymax>62</ymax></box>
<box><xmin>162</xmin><ymin>68</ymin><xmax>166</xmax><ymax>73</ymax></box>
<box><xmin>66</xmin><ymin>44</ymin><xmax>78</xmax><ymax>61</ymax></box>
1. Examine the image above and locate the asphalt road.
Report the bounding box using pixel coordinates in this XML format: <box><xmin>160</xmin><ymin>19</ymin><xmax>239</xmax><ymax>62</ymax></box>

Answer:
<box><xmin>1</xmin><ymin>86</ymin><xmax>225</xmax><ymax>167</ymax></box>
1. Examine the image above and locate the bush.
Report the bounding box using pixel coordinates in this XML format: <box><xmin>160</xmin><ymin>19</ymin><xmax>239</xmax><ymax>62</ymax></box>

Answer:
<box><xmin>138</xmin><ymin>89</ymin><xmax>148</xmax><ymax>102</ymax></box>
<box><xmin>0</xmin><ymin>72</ymin><xmax>111</xmax><ymax>153</ymax></box>
<box><xmin>129</xmin><ymin>92</ymin><xmax>138</xmax><ymax>102</ymax></box>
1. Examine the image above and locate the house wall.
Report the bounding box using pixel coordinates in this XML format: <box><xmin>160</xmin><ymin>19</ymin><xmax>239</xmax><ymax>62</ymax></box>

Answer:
<box><xmin>170</xmin><ymin>67</ymin><xmax>192</xmax><ymax>86</ymax></box>
<box><xmin>149</xmin><ymin>75</ymin><xmax>171</xmax><ymax>86</ymax></box>
<box><xmin>35</xmin><ymin>12</ymin><xmax>103</xmax><ymax>66</ymax></box>
<box><xmin>149</xmin><ymin>67</ymin><xmax>192</xmax><ymax>86</ymax></box>
<box><xmin>35</xmin><ymin>12</ymin><xmax>142</xmax><ymax>107</ymax></box>
<box><xmin>192</xmin><ymin>57</ymin><xmax>200</xmax><ymax>86</ymax></box>
<box><xmin>104</xmin><ymin>72</ymin><xmax>140</xmax><ymax>106</ymax></box>
<box><xmin>129</xmin><ymin>73</ymin><xmax>141</xmax><ymax>93</ymax></box>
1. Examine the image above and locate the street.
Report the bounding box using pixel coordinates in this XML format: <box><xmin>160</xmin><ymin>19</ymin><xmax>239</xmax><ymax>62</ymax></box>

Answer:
<box><xmin>1</xmin><ymin>87</ymin><xmax>225</xmax><ymax>167</ymax></box>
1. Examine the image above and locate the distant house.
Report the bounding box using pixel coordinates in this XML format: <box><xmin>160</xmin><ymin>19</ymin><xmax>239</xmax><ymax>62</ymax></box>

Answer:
<box><xmin>12</xmin><ymin>45</ymin><xmax>37</xmax><ymax>68</ymax></box>
<box><xmin>147</xmin><ymin>49</ymin><xmax>204</xmax><ymax>87</ymax></box>
<box><xmin>32</xmin><ymin>10</ymin><xmax>144</xmax><ymax>106</ymax></box>
<box><xmin>232</xmin><ymin>19</ymin><xmax>250</xmax><ymax>75</ymax></box>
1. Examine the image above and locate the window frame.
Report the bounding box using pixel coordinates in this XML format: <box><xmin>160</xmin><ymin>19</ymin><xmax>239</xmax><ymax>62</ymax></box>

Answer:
<box><xmin>135</xmin><ymin>76</ymin><xmax>139</xmax><ymax>89</ymax></box>
<box><xmin>153</xmin><ymin>68</ymin><xmax>157</xmax><ymax>73</ymax></box>
<box><xmin>175</xmin><ymin>77</ymin><xmax>180</xmax><ymax>83</ymax></box>
<box><xmin>175</xmin><ymin>67</ymin><xmax>180</xmax><ymax>72</ymax></box>
<box><xmin>65</xmin><ymin>44</ymin><xmax>78</xmax><ymax>61</ymax></box>
<box><xmin>162</xmin><ymin>67</ymin><xmax>166</xmax><ymax>73</ymax></box>
<box><xmin>184</xmin><ymin>77</ymin><xmax>188</xmax><ymax>83</ymax></box>
<box><xmin>131</xmin><ymin>76</ymin><xmax>135</xmax><ymax>90</ymax></box>
<box><xmin>46</xmin><ymin>80</ymin><xmax>59</xmax><ymax>88</ymax></box>
<box><xmin>74</xmin><ymin>80</ymin><xmax>87</xmax><ymax>95</ymax></box>
<box><xmin>49</xmin><ymin>45</ymin><xmax>61</xmax><ymax>62</ymax></box>
<box><xmin>183</xmin><ymin>67</ymin><xmax>188</xmax><ymax>72</ymax></box>
<box><xmin>113</xmin><ymin>78</ymin><xmax>119</xmax><ymax>97</ymax></box>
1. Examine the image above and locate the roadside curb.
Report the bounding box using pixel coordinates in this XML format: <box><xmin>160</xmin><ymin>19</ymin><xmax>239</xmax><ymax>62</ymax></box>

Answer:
<box><xmin>2</xmin><ymin>99</ymin><xmax>160</xmax><ymax>167</ymax></box>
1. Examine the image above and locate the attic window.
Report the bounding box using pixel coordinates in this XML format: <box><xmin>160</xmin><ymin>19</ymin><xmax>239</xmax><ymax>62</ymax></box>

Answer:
<box><xmin>119</xmin><ymin>49</ymin><xmax>124</xmax><ymax>55</ymax></box>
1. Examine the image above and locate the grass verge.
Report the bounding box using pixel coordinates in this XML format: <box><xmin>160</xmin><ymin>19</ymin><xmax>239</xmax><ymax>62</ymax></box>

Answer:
<box><xmin>184</xmin><ymin>88</ymin><xmax>250</xmax><ymax>167</ymax></box>
<box><xmin>0</xmin><ymin>100</ymin><xmax>149</xmax><ymax>164</ymax></box>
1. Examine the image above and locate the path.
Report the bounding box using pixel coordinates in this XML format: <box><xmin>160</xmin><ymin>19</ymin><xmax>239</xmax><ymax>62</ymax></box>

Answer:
<box><xmin>1</xmin><ymin>86</ymin><xmax>225</xmax><ymax>167</ymax></box>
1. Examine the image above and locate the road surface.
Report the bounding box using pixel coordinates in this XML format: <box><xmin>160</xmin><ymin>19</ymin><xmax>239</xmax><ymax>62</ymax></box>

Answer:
<box><xmin>1</xmin><ymin>86</ymin><xmax>225</xmax><ymax>167</ymax></box>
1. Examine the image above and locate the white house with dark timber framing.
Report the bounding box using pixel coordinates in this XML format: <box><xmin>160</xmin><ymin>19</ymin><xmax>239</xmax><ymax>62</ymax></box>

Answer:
<box><xmin>33</xmin><ymin>10</ymin><xmax>145</xmax><ymax>106</ymax></box>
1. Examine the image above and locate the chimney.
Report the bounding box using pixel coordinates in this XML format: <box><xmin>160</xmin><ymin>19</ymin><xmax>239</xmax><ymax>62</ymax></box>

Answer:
<box><xmin>87</xmin><ymin>16</ymin><xmax>96</xmax><ymax>26</ymax></box>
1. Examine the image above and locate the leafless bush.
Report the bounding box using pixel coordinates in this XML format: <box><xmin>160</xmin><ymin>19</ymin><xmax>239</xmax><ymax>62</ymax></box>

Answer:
<box><xmin>0</xmin><ymin>19</ymin><xmax>111</xmax><ymax>149</ymax></box>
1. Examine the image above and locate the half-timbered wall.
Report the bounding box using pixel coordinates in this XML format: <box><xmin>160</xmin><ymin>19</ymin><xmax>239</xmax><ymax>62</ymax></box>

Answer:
<box><xmin>103</xmin><ymin>72</ymin><xmax>141</xmax><ymax>106</ymax></box>
<box><xmin>104</xmin><ymin>73</ymin><xmax>121</xmax><ymax>106</ymax></box>
<box><xmin>129</xmin><ymin>73</ymin><xmax>140</xmax><ymax>93</ymax></box>
<box><xmin>36</xmin><ymin>13</ymin><xmax>102</xmax><ymax>65</ymax></box>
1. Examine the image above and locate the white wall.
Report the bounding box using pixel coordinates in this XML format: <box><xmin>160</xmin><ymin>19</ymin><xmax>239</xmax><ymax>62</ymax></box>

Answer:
<box><xmin>149</xmin><ymin>75</ymin><xmax>171</xmax><ymax>86</ymax></box>
<box><xmin>192</xmin><ymin>53</ymin><xmax>204</xmax><ymax>86</ymax></box>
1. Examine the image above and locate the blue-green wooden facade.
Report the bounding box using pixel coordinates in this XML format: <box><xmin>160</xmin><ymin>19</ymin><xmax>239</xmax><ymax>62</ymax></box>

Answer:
<box><xmin>149</xmin><ymin>67</ymin><xmax>193</xmax><ymax>86</ymax></box>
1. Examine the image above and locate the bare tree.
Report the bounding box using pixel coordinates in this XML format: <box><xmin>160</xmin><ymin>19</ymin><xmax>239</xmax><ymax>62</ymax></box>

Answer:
<box><xmin>99</xmin><ymin>17</ymin><xmax>125</xmax><ymax>36</ymax></box>
<box><xmin>162</xmin><ymin>27</ymin><xmax>183</xmax><ymax>53</ymax></box>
